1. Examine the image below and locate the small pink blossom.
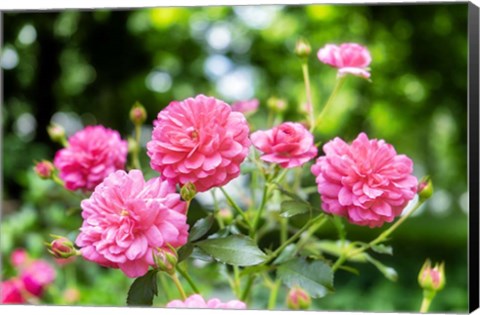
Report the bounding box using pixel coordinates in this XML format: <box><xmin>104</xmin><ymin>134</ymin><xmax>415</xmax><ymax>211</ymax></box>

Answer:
<box><xmin>231</xmin><ymin>99</ymin><xmax>259</xmax><ymax>115</ymax></box>
<box><xmin>251</xmin><ymin>122</ymin><xmax>317</xmax><ymax>168</ymax></box>
<box><xmin>317</xmin><ymin>43</ymin><xmax>371</xmax><ymax>79</ymax></box>
<box><xmin>166</xmin><ymin>294</ymin><xmax>246</xmax><ymax>309</ymax></box>
<box><xmin>20</xmin><ymin>260</ymin><xmax>56</xmax><ymax>297</ymax></box>
<box><xmin>311</xmin><ymin>132</ymin><xmax>417</xmax><ymax>228</ymax></box>
<box><xmin>75</xmin><ymin>169</ymin><xmax>189</xmax><ymax>278</ymax></box>
<box><xmin>147</xmin><ymin>95</ymin><xmax>251</xmax><ymax>192</ymax></box>
<box><xmin>11</xmin><ymin>249</ymin><xmax>28</xmax><ymax>267</ymax></box>
<box><xmin>54</xmin><ymin>125</ymin><xmax>128</xmax><ymax>191</ymax></box>
<box><xmin>0</xmin><ymin>279</ymin><xmax>25</xmax><ymax>304</ymax></box>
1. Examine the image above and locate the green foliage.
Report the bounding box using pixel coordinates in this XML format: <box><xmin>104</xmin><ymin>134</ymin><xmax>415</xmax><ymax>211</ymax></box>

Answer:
<box><xmin>1</xmin><ymin>3</ymin><xmax>469</xmax><ymax>312</ymax></box>
<box><xmin>278</xmin><ymin>257</ymin><xmax>334</xmax><ymax>298</ymax></box>
<box><xmin>188</xmin><ymin>214</ymin><xmax>215</xmax><ymax>242</ymax></box>
<box><xmin>280</xmin><ymin>200</ymin><xmax>311</xmax><ymax>218</ymax></box>
<box><xmin>126</xmin><ymin>270</ymin><xmax>159</xmax><ymax>306</ymax></box>
<box><xmin>196</xmin><ymin>235</ymin><xmax>267</xmax><ymax>266</ymax></box>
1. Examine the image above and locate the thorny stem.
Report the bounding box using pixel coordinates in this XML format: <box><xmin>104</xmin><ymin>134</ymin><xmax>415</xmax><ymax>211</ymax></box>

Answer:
<box><xmin>332</xmin><ymin>198</ymin><xmax>425</xmax><ymax>271</ymax></box>
<box><xmin>265</xmin><ymin>214</ymin><xmax>327</xmax><ymax>265</ymax></box>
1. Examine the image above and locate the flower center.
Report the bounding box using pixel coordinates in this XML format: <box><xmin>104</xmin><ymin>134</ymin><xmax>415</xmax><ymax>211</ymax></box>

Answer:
<box><xmin>191</xmin><ymin>130</ymin><xmax>199</xmax><ymax>140</ymax></box>
<box><xmin>120</xmin><ymin>209</ymin><xmax>129</xmax><ymax>217</ymax></box>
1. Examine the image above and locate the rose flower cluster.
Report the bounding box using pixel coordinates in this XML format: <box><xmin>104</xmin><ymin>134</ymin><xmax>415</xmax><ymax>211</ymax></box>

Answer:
<box><xmin>17</xmin><ymin>41</ymin><xmax>423</xmax><ymax>310</ymax></box>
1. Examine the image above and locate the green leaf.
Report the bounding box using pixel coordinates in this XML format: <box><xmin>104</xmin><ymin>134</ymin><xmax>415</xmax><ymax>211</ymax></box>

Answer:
<box><xmin>371</xmin><ymin>244</ymin><xmax>393</xmax><ymax>255</ymax></box>
<box><xmin>366</xmin><ymin>255</ymin><xmax>398</xmax><ymax>281</ymax></box>
<box><xmin>177</xmin><ymin>243</ymin><xmax>194</xmax><ymax>262</ymax></box>
<box><xmin>126</xmin><ymin>270</ymin><xmax>158</xmax><ymax>306</ymax></box>
<box><xmin>280</xmin><ymin>200</ymin><xmax>311</xmax><ymax>218</ymax></box>
<box><xmin>275</xmin><ymin>184</ymin><xmax>305</xmax><ymax>202</ymax></box>
<box><xmin>195</xmin><ymin>234</ymin><xmax>267</xmax><ymax>266</ymax></box>
<box><xmin>190</xmin><ymin>247</ymin><xmax>215</xmax><ymax>262</ymax></box>
<box><xmin>278</xmin><ymin>257</ymin><xmax>334</xmax><ymax>298</ymax></box>
<box><xmin>188</xmin><ymin>214</ymin><xmax>214</xmax><ymax>242</ymax></box>
<box><xmin>273</xmin><ymin>244</ymin><xmax>297</xmax><ymax>265</ymax></box>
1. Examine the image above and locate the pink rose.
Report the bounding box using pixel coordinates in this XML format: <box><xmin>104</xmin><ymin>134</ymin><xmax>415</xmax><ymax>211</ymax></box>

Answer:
<box><xmin>166</xmin><ymin>294</ymin><xmax>246</xmax><ymax>309</ymax></box>
<box><xmin>317</xmin><ymin>43</ymin><xmax>371</xmax><ymax>79</ymax></box>
<box><xmin>11</xmin><ymin>249</ymin><xmax>28</xmax><ymax>267</ymax></box>
<box><xmin>231</xmin><ymin>99</ymin><xmax>259</xmax><ymax>115</ymax></box>
<box><xmin>311</xmin><ymin>132</ymin><xmax>417</xmax><ymax>227</ymax></box>
<box><xmin>147</xmin><ymin>94</ymin><xmax>251</xmax><ymax>192</ymax></box>
<box><xmin>54</xmin><ymin>125</ymin><xmax>128</xmax><ymax>191</ymax></box>
<box><xmin>251</xmin><ymin>122</ymin><xmax>317</xmax><ymax>168</ymax></box>
<box><xmin>20</xmin><ymin>260</ymin><xmax>56</xmax><ymax>297</ymax></box>
<box><xmin>76</xmin><ymin>169</ymin><xmax>189</xmax><ymax>278</ymax></box>
<box><xmin>0</xmin><ymin>279</ymin><xmax>24</xmax><ymax>304</ymax></box>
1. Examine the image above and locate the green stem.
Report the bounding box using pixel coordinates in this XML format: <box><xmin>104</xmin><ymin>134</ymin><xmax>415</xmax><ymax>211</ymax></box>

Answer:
<box><xmin>301</xmin><ymin>62</ymin><xmax>315</xmax><ymax>132</ymax></box>
<box><xmin>265</xmin><ymin>214</ymin><xmax>327</xmax><ymax>264</ymax></box>
<box><xmin>211</xmin><ymin>190</ymin><xmax>225</xmax><ymax>229</ymax></box>
<box><xmin>315</xmin><ymin>76</ymin><xmax>346</xmax><ymax>129</ymax></box>
<box><xmin>332</xmin><ymin>198</ymin><xmax>425</xmax><ymax>271</ymax></box>
<box><xmin>170</xmin><ymin>273</ymin><xmax>187</xmax><ymax>300</ymax></box>
<box><xmin>159</xmin><ymin>273</ymin><xmax>173</xmax><ymax>301</ymax></box>
<box><xmin>268</xmin><ymin>279</ymin><xmax>281</xmax><ymax>310</ymax></box>
<box><xmin>219</xmin><ymin>187</ymin><xmax>251</xmax><ymax>229</ymax></box>
<box><xmin>240</xmin><ymin>274</ymin><xmax>255</xmax><ymax>301</ymax></box>
<box><xmin>233</xmin><ymin>265</ymin><xmax>241</xmax><ymax>297</ymax></box>
<box><xmin>250</xmin><ymin>182</ymin><xmax>270</xmax><ymax>239</ymax></box>
<box><xmin>420</xmin><ymin>290</ymin><xmax>436</xmax><ymax>313</ymax></box>
<box><xmin>420</xmin><ymin>296</ymin><xmax>432</xmax><ymax>313</ymax></box>
<box><xmin>132</xmin><ymin>124</ymin><xmax>142</xmax><ymax>170</ymax></box>
<box><xmin>294</xmin><ymin>215</ymin><xmax>327</xmax><ymax>255</ymax></box>
<box><xmin>267</xmin><ymin>215</ymin><xmax>289</xmax><ymax>310</ymax></box>
<box><xmin>60</xmin><ymin>138</ymin><xmax>68</xmax><ymax>147</ymax></box>
<box><xmin>176</xmin><ymin>265</ymin><xmax>200</xmax><ymax>294</ymax></box>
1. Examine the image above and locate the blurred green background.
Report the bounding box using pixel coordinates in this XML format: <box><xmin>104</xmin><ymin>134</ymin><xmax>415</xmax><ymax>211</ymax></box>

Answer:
<box><xmin>1</xmin><ymin>3</ymin><xmax>469</xmax><ymax>311</ymax></box>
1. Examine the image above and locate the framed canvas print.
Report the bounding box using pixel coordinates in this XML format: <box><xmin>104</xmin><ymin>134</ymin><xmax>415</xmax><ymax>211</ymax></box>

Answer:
<box><xmin>1</xmin><ymin>0</ymin><xmax>479</xmax><ymax>314</ymax></box>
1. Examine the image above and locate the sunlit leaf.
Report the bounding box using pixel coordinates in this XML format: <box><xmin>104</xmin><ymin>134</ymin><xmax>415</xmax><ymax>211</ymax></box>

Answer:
<box><xmin>196</xmin><ymin>234</ymin><xmax>267</xmax><ymax>266</ymax></box>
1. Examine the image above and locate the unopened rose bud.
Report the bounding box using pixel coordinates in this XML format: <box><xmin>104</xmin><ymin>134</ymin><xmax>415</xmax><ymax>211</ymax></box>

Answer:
<box><xmin>295</xmin><ymin>38</ymin><xmax>311</xmax><ymax>59</ymax></box>
<box><xmin>130</xmin><ymin>102</ymin><xmax>147</xmax><ymax>125</ymax></box>
<box><xmin>267</xmin><ymin>97</ymin><xmax>287</xmax><ymax>113</ymax></box>
<box><xmin>47</xmin><ymin>123</ymin><xmax>66</xmax><ymax>145</ymax></box>
<box><xmin>218</xmin><ymin>208</ymin><xmax>233</xmax><ymax>225</ymax></box>
<box><xmin>153</xmin><ymin>248</ymin><xmax>178</xmax><ymax>275</ymax></box>
<box><xmin>46</xmin><ymin>236</ymin><xmax>79</xmax><ymax>259</ymax></box>
<box><xmin>418</xmin><ymin>176</ymin><xmax>433</xmax><ymax>202</ymax></box>
<box><xmin>180</xmin><ymin>182</ymin><xmax>197</xmax><ymax>202</ymax></box>
<box><xmin>34</xmin><ymin>161</ymin><xmax>55</xmax><ymax>179</ymax></box>
<box><xmin>418</xmin><ymin>259</ymin><xmax>445</xmax><ymax>292</ymax></box>
<box><xmin>286</xmin><ymin>287</ymin><xmax>311</xmax><ymax>310</ymax></box>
